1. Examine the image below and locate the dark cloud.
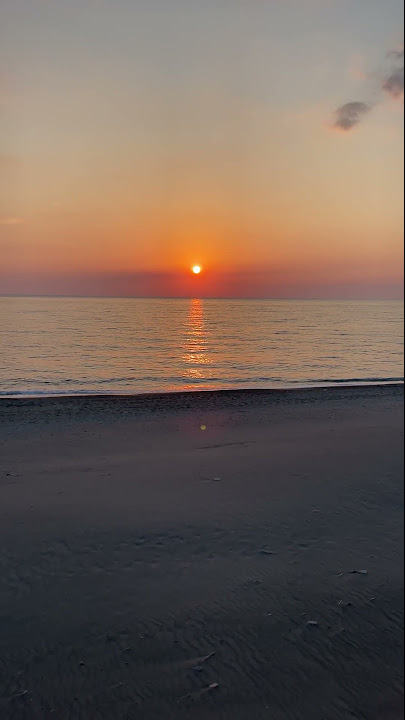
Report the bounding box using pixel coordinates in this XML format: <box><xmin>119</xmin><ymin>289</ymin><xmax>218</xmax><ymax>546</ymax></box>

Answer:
<box><xmin>332</xmin><ymin>45</ymin><xmax>404</xmax><ymax>133</ymax></box>
<box><xmin>382</xmin><ymin>66</ymin><xmax>404</xmax><ymax>98</ymax></box>
<box><xmin>332</xmin><ymin>101</ymin><xmax>371</xmax><ymax>131</ymax></box>
<box><xmin>387</xmin><ymin>49</ymin><xmax>404</xmax><ymax>60</ymax></box>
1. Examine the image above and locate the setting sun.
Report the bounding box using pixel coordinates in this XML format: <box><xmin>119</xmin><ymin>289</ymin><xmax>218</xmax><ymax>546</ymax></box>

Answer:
<box><xmin>192</xmin><ymin>265</ymin><xmax>202</xmax><ymax>275</ymax></box>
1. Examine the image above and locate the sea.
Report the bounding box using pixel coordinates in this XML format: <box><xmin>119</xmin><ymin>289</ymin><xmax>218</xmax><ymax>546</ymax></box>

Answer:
<box><xmin>0</xmin><ymin>296</ymin><xmax>403</xmax><ymax>397</ymax></box>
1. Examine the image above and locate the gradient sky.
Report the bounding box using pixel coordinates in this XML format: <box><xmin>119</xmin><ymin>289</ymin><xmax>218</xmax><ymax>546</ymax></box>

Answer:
<box><xmin>0</xmin><ymin>0</ymin><xmax>403</xmax><ymax>298</ymax></box>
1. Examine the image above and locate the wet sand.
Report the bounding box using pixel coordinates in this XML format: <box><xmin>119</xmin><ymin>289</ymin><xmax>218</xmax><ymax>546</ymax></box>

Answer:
<box><xmin>0</xmin><ymin>385</ymin><xmax>403</xmax><ymax>720</ymax></box>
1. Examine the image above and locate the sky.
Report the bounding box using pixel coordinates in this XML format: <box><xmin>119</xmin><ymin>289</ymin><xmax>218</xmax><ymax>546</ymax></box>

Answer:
<box><xmin>0</xmin><ymin>0</ymin><xmax>404</xmax><ymax>298</ymax></box>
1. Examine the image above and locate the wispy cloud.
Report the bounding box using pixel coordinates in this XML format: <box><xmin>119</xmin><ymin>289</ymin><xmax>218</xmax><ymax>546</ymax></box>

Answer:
<box><xmin>0</xmin><ymin>217</ymin><xmax>24</xmax><ymax>226</ymax></box>
<box><xmin>387</xmin><ymin>49</ymin><xmax>404</xmax><ymax>61</ymax></box>
<box><xmin>332</xmin><ymin>101</ymin><xmax>371</xmax><ymax>131</ymax></box>
<box><xmin>382</xmin><ymin>67</ymin><xmax>404</xmax><ymax>99</ymax></box>
<box><xmin>331</xmin><ymin>45</ymin><xmax>404</xmax><ymax>132</ymax></box>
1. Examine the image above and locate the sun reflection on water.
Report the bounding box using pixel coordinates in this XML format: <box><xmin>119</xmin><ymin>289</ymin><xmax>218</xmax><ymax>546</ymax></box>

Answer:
<box><xmin>182</xmin><ymin>299</ymin><xmax>213</xmax><ymax>381</ymax></box>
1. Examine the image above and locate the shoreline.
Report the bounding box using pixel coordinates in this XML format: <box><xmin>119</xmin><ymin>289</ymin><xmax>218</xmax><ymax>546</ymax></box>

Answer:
<box><xmin>0</xmin><ymin>383</ymin><xmax>403</xmax><ymax>427</ymax></box>
<box><xmin>0</xmin><ymin>379</ymin><xmax>403</xmax><ymax>401</ymax></box>
<box><xmin>1</xmin><ymin>380</ymin><xmax>403</xmax><ymax>403</ymax></box>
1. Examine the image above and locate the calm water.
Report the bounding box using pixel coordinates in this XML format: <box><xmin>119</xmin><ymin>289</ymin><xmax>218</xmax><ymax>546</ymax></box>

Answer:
<box><xmin>0</xmin><ymin>297</ymin><xmax>403</xmax><ymax>397</ymax></box>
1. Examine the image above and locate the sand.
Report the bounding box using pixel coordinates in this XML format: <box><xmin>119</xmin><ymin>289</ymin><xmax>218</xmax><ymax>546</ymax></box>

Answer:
<box><xmin>0</xmin><ymin>385</ymin><xmax>403</xmax><ymax>720</ymax></box>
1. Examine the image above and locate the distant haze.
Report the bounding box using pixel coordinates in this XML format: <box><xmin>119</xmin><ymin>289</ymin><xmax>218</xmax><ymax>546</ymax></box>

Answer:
<box><xmin>0</xmin><ymin>271</ymin><xmax>403</xmax><ymax>300</ymax></box>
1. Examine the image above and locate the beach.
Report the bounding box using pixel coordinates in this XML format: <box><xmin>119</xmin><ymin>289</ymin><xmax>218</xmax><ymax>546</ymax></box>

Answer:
<box><xmin>0</xmin><ymin>384</ymin><xmax>403</xmax><ymax>720</ymax></box>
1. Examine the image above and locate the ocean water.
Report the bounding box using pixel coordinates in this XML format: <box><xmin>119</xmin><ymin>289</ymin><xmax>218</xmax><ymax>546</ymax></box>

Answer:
<box><xmin>0</xmin><ymin>297</ymin><xmax>403</xmax><ymax>397</ymax></box>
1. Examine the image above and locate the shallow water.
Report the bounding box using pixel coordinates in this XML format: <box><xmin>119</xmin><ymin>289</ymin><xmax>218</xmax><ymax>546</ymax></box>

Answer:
<box><xmin>0</xmin><ymin>297</ymin><xmax>403</xmax><ymax>396</ymax></box>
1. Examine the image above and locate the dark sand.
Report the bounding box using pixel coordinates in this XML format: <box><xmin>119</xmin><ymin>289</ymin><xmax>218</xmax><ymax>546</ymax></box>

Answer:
<box><xmin>0</xmin><ymin>385</ymin><xmax>403</xmax><ymax>720</ymax></box>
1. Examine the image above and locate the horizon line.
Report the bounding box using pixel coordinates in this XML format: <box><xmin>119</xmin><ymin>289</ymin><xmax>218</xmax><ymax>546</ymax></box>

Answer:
<box><xmin>0</xmin><ymin>294</ymin><xmax>403</xmax><ymax>302</ymax></box>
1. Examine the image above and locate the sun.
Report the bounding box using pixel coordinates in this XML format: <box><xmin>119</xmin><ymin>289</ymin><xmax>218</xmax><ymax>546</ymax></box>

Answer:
<box><xmin>191</xmin><ymin>265</ymin><xmax>202</xmax><ymax>275</ymax></box>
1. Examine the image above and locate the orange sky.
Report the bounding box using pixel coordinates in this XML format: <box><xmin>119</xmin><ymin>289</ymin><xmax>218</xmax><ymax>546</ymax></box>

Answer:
<box><xmin>0</xmin><ymin>0</ymin><xmax>403</xmax><ymax>298</ymax></box>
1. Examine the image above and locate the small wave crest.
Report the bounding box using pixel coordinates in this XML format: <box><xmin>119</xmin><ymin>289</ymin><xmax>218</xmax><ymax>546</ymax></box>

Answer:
<box><xmin>0</xmin><ymin>376</ymin><xmax>403</xmax><ymax>398</ymax></box>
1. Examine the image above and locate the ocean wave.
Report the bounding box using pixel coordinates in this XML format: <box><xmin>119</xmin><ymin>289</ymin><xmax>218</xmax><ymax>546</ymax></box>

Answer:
<box><xmin>0</xmin><ymin>377</ymin><xmax>403</xmax><ymax>398</ymax></box>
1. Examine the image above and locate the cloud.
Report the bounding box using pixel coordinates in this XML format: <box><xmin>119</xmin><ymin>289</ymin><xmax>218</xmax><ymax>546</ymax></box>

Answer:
<box><xmin>382</xmin><ymin>67</ymin><xmax>404</xmax><ymax>99</ymax></box>
<box><xmin>332</xmin><ymin>101</ymin><xmax>371</xmax><ymax>131</ymax></box>
<box><xmin>332</xmin><ymin>45</ymin><xmax>404</xmax><ymax>132</ymax></box>
<box><xmin>387</xmin><ymin>49</ymin><xmax>404</xmax><ymax>60</ymax></box>
<box><xmin>0</xmin><ymin>217</ymin><xmax>24</xmax><ymax>226</ymax></box>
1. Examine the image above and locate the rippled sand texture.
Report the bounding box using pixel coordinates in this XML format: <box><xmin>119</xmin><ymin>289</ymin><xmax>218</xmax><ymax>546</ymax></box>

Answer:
<box><xmin>0</xmin><ymin>386</ymin><xmax>403</xmax><ymax>719</ymax></box>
